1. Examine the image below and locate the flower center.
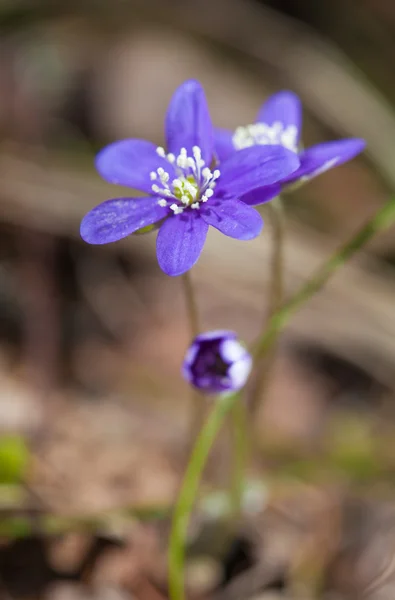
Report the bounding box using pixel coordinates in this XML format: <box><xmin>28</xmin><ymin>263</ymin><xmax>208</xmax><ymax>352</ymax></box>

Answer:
<box><xmin>232</xmin><ymin>121</ymin><xmax>298</xmax><ymax>153</ymax></box>
<box><xmin>150</xmin><ymin>146</ymin><xmax>220</xmax><ymax>215</ymax></box>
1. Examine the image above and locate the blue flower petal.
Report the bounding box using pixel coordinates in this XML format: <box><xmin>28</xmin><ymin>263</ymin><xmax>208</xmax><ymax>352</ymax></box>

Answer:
<box><xmin>165</xmin><ymin>80</ymin><xmax>214</xmax><ymax>164</ymax></box>
<box><xmin>256</xmin><ymin>90</ymin><xmax>302</xmax><ymax>142</ymax></box>
<box><xmin>182</xmin><ymin>330</ymin><xmax>252</xmax><ymax>394</ymax></box>
<box><xmin>80</xmin><ymin>197</ymin><xmax>168</xmax><ymax>244</ymax></box>
<box><xmin>95</xmin><ymin>139</ymin><xmax>174</xmax><ymax>194</ymax></box>
<box><xmin>241</xmin><ymin>184</ymin><xmax>281</xmax><ymax>206</ymax></box>
<box><xmin>217</xmin><ymin>145</ymin><xmax>300</xmax><ymax>197</ymax></box>
<box><xmin>156</xmin><ymin>211</ymin><xmax>209</xmax><ymax>276</ymax></box>
<box><xmin>214</xmin><ymin>127</ymin><xmax>235</xmax><ymax>162</ymax></box>
<box><xmin>285</xmin><ymin>138</ymin><xmax>366</xmax><ymax>183</ymax></box>
<box><xmin>201</xmin><ymin>198</ymin><xmax>263</xmax><ymax>240</ymax></box>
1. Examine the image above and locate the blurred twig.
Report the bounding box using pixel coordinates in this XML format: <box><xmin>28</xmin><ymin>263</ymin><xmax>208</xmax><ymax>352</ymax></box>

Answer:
<box><xmin>253</xmin><ymin>195</ymin><xmax>395</xmax><ymax>361</ymax></box>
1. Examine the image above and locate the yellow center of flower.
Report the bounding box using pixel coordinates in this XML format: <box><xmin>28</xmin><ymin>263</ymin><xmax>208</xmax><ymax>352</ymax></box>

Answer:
<box><xmin>173</xmin><ymin>175</ymin><xmax>199</xmax><ymax>206</ymax></box>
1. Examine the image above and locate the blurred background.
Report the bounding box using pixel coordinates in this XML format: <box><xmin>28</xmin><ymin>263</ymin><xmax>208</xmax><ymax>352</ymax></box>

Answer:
<box><xmin>1</xmin><ymin>0</ymin><xmax>395</xmax><ymax>598</ymax></box>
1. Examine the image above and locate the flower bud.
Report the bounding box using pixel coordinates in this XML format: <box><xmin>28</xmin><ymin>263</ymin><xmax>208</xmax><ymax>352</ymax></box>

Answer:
<box><xmin>182</xmin><ymin>330</ymin><xmax>252</xmax><ymax>394</ymax></box>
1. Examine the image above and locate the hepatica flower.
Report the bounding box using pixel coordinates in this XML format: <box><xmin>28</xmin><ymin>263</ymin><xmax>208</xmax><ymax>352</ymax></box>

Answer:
<box><xmin>80</xmin><ymin>80</ymin><xmax>300</xmax><ymax>276</ymax></box>
<box><xmin>214</xmin><ymin>90</ymin><xmax>366</xmax><ymax>205</ymax></box>
<box><xmin>182</xmin><ymin>331</ymin><xmax>252</xmax><ymax>394</ymax></box>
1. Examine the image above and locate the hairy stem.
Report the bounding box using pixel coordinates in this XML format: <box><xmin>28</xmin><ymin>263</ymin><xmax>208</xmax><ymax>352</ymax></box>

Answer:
<box><xmin>230</xmin><ymin>399</ymin><xmax>248</xmax><ymax>521</ymax></box>
<box><xmin>181</xmin><ymin>271</ymin><xmax>205</xmax><ymax>448</ymax></box>
<box><xmin>250</xmin><ymin>197</ymin><xmax>285</xmax><ymax>417</ymax></box>
<box><xmin>181</xmin><ymin>271</ymin><xmax>199</xmax><ymax>338</ymax></box>
<box><xmin>168</xmin><ymin>392</ymin><xmax>240</xmax><ymax>600</ymax></box>
<box><xmin>253</xmin><ymin>195</ymin><xmax>395</xmax><ymax>361</ymax></box>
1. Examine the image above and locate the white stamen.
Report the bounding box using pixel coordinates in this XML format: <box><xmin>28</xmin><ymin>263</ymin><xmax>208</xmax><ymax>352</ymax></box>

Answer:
<box><xmin>151</xmin><ymin>145</ymin><xmax>219</xmax><ymax>212</ymax></box>
<box><xmin>170</xmin><ymin>203</ymin><xmax>184</xmax><ymax>214</ymax></box>
<box><xmin>184</xmin><ymin>180</ymin><xmax>198</xmax><ymax>198</ymax></box>
<box><xmin>157</xmin><ymin>167</ymin><xmax>170</xmax><ymax>184</ymax></box>
<box><xmin>232</xmin><ymin>122</ymin><xmax>298</xmax><ymax>152</ymax></box>
<box><xmin>177</xmin><ymin>154</ymin><xmax>188</xmax><ymax>169</ymax></box>
<box><xmin>192</xmin><ymin>146</ymin><xmax>201</xmax><ymax>159</ymax></box>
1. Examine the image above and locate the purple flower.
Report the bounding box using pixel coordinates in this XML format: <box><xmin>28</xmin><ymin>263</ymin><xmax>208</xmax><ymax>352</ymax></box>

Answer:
<box><xmin>80</xmin><ymin>80</ymin><xmax>300</xmax><ymax>276</ymax></box>
<box><xmin>182</xmin><ymin>330</ymin><xmax>252</xmax><ymax>394</ymax></box>
<box><xmin>214</xmin><ymin>90</ymin><xmax>366</xmax><ymax>206</ymax></box>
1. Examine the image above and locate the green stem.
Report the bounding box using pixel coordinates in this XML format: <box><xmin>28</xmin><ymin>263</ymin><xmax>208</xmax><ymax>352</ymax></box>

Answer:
<box><xmin>181</xmin><ymin>272</ymin><xmax>205</xmax><ymax>449</ymax></box>
<box><xmin>168</xmin><ymin>392</ymin><xmax>240</xmax><ymax>600</ymax></box>
<box><xmin>253</xmin><ymin>195</ymin><xmax>395</xmax><ymax>361</ymax></box>
<box><xmin>181</xmin><ymin>271</ymin><xmax>199</xmax><ymax>338</ymax></box>
<box><xmin>230</xmin><ymin>399</ymin><xmax>248</xmax><ymax>521</ymax></box>
<box><xmin>250</xmin><ymin>196</ymin><xmax>285</xmax><ymax>416</ymax></box>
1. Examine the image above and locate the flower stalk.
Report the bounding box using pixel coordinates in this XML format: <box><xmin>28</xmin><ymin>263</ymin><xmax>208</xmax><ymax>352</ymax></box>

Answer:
<box><xmin>181</xmin><ymin>272</ymin><xmax>200</xmax><ymax>338</ymax></box>
<box><xmin>181</xmin><ymin>271</ymin><xmax>206</xmax><ymax>449</ymax></box>
<box><xmin>168</xmin><ymin>391</ymin><xmax>240</xmax><ymax>600</ymax></box>
<box><xmin>253</xmin><ymin>195</ymin><xmax>395</xmax><ymax>361</ymax></box>
<box><xmin>250</xmin><ymin>196</ymin><xmax>285</xmax><ymax>417</ymax></box>
<box><xmin>230</xmin><ymin>398</ymin><xmax>248</xmax><ymax>521</ymax></box>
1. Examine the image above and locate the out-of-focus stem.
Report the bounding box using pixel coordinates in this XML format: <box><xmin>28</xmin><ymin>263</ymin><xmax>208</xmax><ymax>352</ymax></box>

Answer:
<box><xmin>181</xmin><ymin>272</ymin><xmax>206</xmax><ymax>450</ymax></box>
<box><xmin>168</xmin><ymin>392</ymin><xmax>241</xmax><ymax>600</ymax></box>
<box><xmin>250</xmin><ymin>196</ymin><xmax>285</xmax><ymax>417</ymax></box>
<box><xmin>253</xmin><ymin>195</ymin><xmax>395</xmax><ymax>361</ymax></box>
<box><xmin>230</xmin><ymin>398</ymin><xmax>248</xmax><ymax>521</ymax></box>
<box><xmin>181</xmin><ymin>271</ymin><xmax>199</xmax><ymax>338</ymax></box>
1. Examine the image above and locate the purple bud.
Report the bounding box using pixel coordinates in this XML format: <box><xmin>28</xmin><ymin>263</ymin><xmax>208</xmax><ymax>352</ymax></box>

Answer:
<box><xmin>182</xmin><ymin>330</ymin><xmax>252</xmax><ymax>394</ymax></box>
